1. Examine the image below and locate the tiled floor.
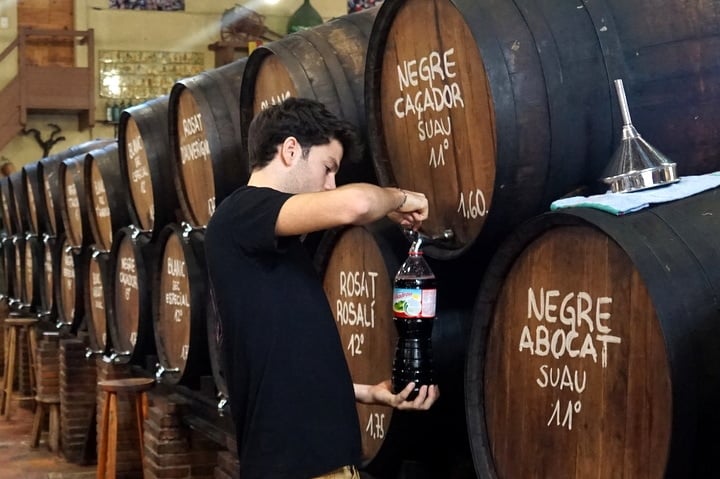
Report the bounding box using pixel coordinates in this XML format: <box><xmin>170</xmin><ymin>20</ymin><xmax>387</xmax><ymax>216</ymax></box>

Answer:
<box><xmin>0</xmin><ymin>403</ymin><xmax>96</xmax><ymax>479</ymax></box>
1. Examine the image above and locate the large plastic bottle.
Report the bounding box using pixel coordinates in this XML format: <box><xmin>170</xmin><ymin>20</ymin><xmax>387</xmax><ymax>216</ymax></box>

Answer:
<box><xmin>391</xmin><ymin>238</ymin><xmax>436</xmax><ymax>399</ymax></box>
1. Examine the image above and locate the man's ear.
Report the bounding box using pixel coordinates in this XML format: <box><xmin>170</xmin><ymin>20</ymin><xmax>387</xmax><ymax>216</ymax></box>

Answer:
<box><xmin>280</xmin><ymin>136</ymin><xmax>300</xmax><ymax>166</ymax></box>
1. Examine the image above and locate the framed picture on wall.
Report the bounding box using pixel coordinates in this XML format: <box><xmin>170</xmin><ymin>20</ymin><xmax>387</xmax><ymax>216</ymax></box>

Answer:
<box><xmin>110</xmin><ymin>0</ymin><xmax>184</xmax><ymax>10</ymax></box>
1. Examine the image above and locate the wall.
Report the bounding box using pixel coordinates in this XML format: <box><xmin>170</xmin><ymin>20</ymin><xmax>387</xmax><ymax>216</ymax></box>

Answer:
<box><xmin>0</xmin><ymin>0</ymin><xmax>347</xmax><ymax>168</ymax></box>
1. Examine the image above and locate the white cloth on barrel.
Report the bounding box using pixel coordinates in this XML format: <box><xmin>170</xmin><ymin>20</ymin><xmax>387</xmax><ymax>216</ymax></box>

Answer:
<box><xmin>550</xmin><ymin>172</ymin><xmax>720</xmax><ymax>216</ymax></box>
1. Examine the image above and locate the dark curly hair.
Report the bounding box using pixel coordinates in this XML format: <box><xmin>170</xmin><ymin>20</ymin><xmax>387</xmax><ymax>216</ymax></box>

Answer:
<box><xmin>247</xmin><ymin>97</ymin><xmax>360</xmax><ymax>170</ymax></box>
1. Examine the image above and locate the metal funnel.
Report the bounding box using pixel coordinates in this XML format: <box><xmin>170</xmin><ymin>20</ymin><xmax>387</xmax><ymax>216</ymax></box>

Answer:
<box><xmin>601</xmin><ymin>79</ymin><xmax>678</xmax><ymax>193</ymax></box>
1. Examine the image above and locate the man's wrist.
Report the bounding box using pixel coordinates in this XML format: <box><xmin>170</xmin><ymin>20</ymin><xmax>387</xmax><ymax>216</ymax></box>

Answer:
<box><xmin>396</xmin><ymin>188</ymin><xmax>407</xmax><ymax>210</ymax></box>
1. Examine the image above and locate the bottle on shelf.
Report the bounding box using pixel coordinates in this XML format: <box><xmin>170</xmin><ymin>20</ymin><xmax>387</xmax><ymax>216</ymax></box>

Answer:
<box><xmin>111</xmin><ymin>101</ymin><xmax>120</xmax><ymax>123</ymax></box>
<box><xmin>105</xmin><ymin>101</ymin><xmax>113</xmax><ymax>123</ymax></box>
<box><xmin>287</xmin><ymin>0</ymin><xmax>323</xmax><ymax>34</ymax></box>
<box><xmin>391</xmin><ymin>235</ymin><xmax>436</xmax><ymax>400</ymax></box>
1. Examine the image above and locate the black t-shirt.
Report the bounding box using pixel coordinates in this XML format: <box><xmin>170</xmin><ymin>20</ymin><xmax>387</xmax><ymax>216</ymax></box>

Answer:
<box><xmin>204</xmin><ymin>186</ymin><xmax>362</xmax><ymax>478</ymax></box>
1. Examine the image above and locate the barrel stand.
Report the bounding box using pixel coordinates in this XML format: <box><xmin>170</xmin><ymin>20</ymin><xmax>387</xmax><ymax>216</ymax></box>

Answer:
<box><xmin>0</xmin><ymin>315</ymin><xmax>38</xmax><ymax>420</ymax></box>
<box><xmin>96</xmin><ymin>377</ymin><xmax>155</xmax><ymax>479</ymax></box>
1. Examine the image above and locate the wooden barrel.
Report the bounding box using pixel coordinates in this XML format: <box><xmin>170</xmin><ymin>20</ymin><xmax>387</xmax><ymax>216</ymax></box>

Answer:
<box><xmin>84</xmin><ymin>141</ymin><xmax>128</xmax><ymax>253</ymax></box>
<box><xmin>365</xmin><ymin>0</ymin><xmax>720</xmax><ymax>260</ymax></box>
<box><xmin>37</xmin><ymin>154</ymin><xmax>64</xmax><ymax>237</ymax></box>
<box><xmin>0</xmin><ymin>237</ymin><xmax>15</xmax><ymax>299</ymax></box>
<box><xmin>39</xmin><ymin>235</ymin><xmax>57</xmax><ymax>317</ymax></box>
<box><xmin>8</xmin><ymin>171</ymin><xmax>28</xmax><ymax>234</ymax></box>
<box><xmin>58</xmin><ymin>152</ymin><xmax>88</xmax><ymax>249</ymax></box>
<box><xmin>37</xmin><ymin>139</ymin><xmax>115</xmax><ymax>238</ymax></box>
<box><xmin>10</xmin><ymin>236</ymin><xmax>23</xmax><ymax>305</ymax></box>
<box><xmin>21</xmin><ymin>161</ymin><xmax>42</xmax><ymax>236</ymax></box>
<box><xmin>316</xmin><ymin>223</ymin><xmax>475</xmax><ymax>476</ymax></box>
<box><xmin>0</xmin><ymin>238</ymin><xmax>8</xmax><ymax>298</ymax></box>
<box><xmin>0</xmin><ymin>177</ymin><xmax>15</xmax><ymax>235</ymax></box>
<box><xmin>55</xmin><ymin>234</ymin><xmax>84</xmax><ymax>331</ymax></box>
<box><xmin>239</xmin><ymin>7</ymin><xmax>379</xmax><ymax>187</ymax></box>
<box><xmin>168</xmin><ymin>59</ymin><xmax>249</xmax><ymax>229</ymax></box>
<box><xmin>318</xmin><ymin>224</ymin><xmax>402</xmax><ymax>471</ymax></box>
<box><xmin>206</xmin><ymin>289</ymin><xmax>228</xmax><ymax>408</ymax></box>
<box><xmin>84</xmin><ymin>246</ymin><xmax>112</xmax><ymax>356</ymax></box>
<box><xmin>118</xmin><ymin>96</ymin><xmax>179</xmax><ymax>240</ymax></box>
<box><xmin>153</xmin><ymin>223</ymin><xmax>210</xmax><ymax>386</ymax></box>
<box><xmin>21</xmin><ymin>234</ymin><xmax>43</xmax><ymax>312</ymax></box>
<box><xmin>108</xmin><ymin>226</ymin><xmax>155</xmax><ymax>364</ymax></box>
<box><xmin>466</xmin><ymin>187</ymin><xmax>720</xmax><ymax>478</ymax></box>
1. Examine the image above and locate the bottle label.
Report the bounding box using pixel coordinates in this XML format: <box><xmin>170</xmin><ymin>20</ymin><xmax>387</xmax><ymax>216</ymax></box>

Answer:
<box><xmin>392</xmin><ymin>288</ymin><xmax>436</xmax><ymax>318</ymax></box>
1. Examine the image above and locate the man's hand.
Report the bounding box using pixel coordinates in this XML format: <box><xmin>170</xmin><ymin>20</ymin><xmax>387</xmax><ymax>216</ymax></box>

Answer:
<box><xmin>386</xmin><ymin>189</ymin><xmax>428</xmax><ymax>231</ymax></box>
<box><xmin>354</xmin><ymin>380</ymin><xmax>439</xmax><ymax>410</ymax></box>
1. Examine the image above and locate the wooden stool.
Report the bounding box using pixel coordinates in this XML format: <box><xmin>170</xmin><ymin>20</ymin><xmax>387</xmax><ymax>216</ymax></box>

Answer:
<box><xmin>30</xmin><ymin>331</ymin><xmax>61</xmax><ymax>452</ymax></box>
<box><xmin>30</xmin><ymin>395</ymin><xmax>60</xmax><ymax>452</ymax></box>
<box><xmin>1</xmin><ymin>315</ymin><xmax>38</xmax><ymax>420</ymax></box>
<box><xmin>97</xmin><ymin>377</ymin><xmax>155</xmax><ymax>479</ymax></box>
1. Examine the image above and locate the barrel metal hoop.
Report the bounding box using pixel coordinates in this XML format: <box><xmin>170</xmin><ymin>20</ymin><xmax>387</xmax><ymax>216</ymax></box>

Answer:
<box><xmin>303</xmin><ymin>25</ymin><xmax>361</xmax><ymax>127</ymax></box>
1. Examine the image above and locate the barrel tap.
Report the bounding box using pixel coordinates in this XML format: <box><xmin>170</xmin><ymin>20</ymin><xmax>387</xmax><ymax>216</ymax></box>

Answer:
<box><xmin>85</xmin><ymin>347</ymin><xmax>104</xmax><ymax>359</ymax></box>
<box><xmin>217</xmin><ymin>394</ymin><xmax>229</xmax><ymax>416</ymax></box>
<box><xmin>106</xmin><ymin>350</ymin><xmax>131</xmax><ymax>363</ymax></box>
<box><xmin>402</xmin><ymin>228</ymin><xmax>455</xmax><ymax>248</ymax></box>
<box><xmin>155</xmin><ymin>362</ymin><xmax>180</xmax><ymax>382</ymax></box>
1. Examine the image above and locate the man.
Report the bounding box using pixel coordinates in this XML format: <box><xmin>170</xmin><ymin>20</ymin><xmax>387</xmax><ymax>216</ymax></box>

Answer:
<box><xmin>205</xmin><ymin>98</ymin><xmax>439</xmax><ymax>479</ymax></box>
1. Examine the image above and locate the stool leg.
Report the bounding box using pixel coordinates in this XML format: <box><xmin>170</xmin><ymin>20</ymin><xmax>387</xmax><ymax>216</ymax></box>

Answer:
<box><xmin>26</xmin><ymin>325</ymin><xmax>37</xmax><ymax>397</ymax></box>
<box><xmin>30</xmin><ymin>402</ymin><xmax>44</xmax><ymax>448</ymax></box>
<box><xmin>97</xmin><ymin>392</ymin><xmax>111</xmax><ymax>479</ymax></box>
<box><xmin>2</xmin><ymin>326</ymin><xmax>17</xmax><ymax>419</ymax></box>
<box><xmin>49</xmin><ymin>403</ymin><xmax>59</xmax><ymax>453</ymax></box>
<box><xmin>135</xmin><ymin>392</ymin><xmax>147</xmax><ymax>471</ymax></box>
<box><xmin>107</xmin><ymin>393</ymin><xmax>118</xmax><ymax>479</ymax></box>
<box><xmin>0</xmin><ymin>326</ymin><xmax>8</xmax><ymax>415</ymax></box>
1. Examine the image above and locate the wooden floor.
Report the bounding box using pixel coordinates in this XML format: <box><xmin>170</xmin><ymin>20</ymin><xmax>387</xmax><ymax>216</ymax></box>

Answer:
<box><xmin>0</xmin><ymin>402</ymin><xmax>96</xmax><ymax>479</ymax></box>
